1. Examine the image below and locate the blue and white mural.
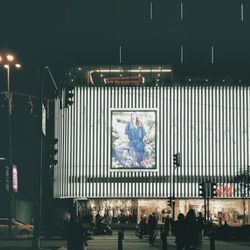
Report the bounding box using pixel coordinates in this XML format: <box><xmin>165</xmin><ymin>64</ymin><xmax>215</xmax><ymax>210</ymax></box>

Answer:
<box><xmin>111</xmin><ymin>111</ymin><xmax>156</xmax><ymax>169</ymax></box>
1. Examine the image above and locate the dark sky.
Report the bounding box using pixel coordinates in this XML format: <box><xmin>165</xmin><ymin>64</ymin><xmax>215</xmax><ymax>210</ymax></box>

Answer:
<box><xmin>1</xmin><ymin>0</ymin><xmax>250</xmax><ymax>95</ymax></box>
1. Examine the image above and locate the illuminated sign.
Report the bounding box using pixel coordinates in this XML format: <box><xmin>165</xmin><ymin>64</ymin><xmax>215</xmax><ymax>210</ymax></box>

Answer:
<box><xmin>87</xmin><ymin>66</ymin><xmax>172</xmax><ymax>85</ymax></box>
<box><xmin>104</xmin><ymin>76</ymin><xmax>144</xmax><ymax>85</ymax></box>
<box><xmin>216</xmin><ymin>184</ymin><xmax>233</xmax><ymax>197</ymax></box>
<box><xmin>42</xmin><ymin>104</ymin><xmax>46</xmax><ymax>135</ymax></box>
<box><xmin>12</xmin><ymin>164</ymin><xmax>18</xmax><ymax>193</ymax></box>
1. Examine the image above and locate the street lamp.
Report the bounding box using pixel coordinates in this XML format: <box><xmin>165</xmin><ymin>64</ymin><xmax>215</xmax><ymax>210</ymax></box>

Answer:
<box><xmin>0</xmin><ymin>52</ymin><xmax>21</xmax><ymax>238</ymax></box>
<box><xmin>1</xmin><ymin>53</ymin><xmax>22</xmax><ymax>113</ymax></box>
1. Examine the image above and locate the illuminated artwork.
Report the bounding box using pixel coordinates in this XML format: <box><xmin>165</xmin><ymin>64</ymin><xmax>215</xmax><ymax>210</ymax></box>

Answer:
<box><xmin>111</xmin><ymin>110</ymin><xmax>156</xmax><ymax>169</ymax></box>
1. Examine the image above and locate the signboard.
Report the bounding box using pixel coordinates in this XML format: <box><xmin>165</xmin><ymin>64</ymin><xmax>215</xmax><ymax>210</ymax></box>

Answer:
<box><xmin>42</xmin><ymin>104</ymin><xmax>46</xmax><ymax>135</ymax></box>
<box><xmin>12</xmin><ymin>164</ymin><xmax>18</xmax><ymax>193</ymax></box>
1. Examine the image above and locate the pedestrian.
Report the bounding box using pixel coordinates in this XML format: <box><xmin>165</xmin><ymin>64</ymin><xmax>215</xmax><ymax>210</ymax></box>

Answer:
<box><xmin>172</xmin><ymin>213</ymin><xmax>186</xmax><ymax>250</ymax></box>
<box><xmin>66</xmin><ymin>212</ymin><xmax>84</xmax><ymax>250</ymax></box>
<box><xmin>139</xmin><ymin>216</ymin><xmax>147</xmax><ymax>239</ymax></box>
<box><xmin>185</xmin><ymin>209</ymin><xmax>200</xmax><ymax>250</ymax></box>
<box><xmin>148</xmin><ymin>213</ymin><xmax>157</xmax><ymax>245</ymax></box>
<box><xmin>197</xmin><ymin>212</ymin><xmax>204</xmax><ymax>243</ymax></box>
<box><xmin>63</xmin><ymin>209</ymin><xmax>71</xmax><ymax>225</ymax></box>
<box><xmin>95</xmin><ymin>211</ymin><xmax>101</xmax><ymax>230</ymax></box>
<box><xmin>164</xmin><ymin>215</ymin><xmax>170</xmax><ymax>236</ymax></box>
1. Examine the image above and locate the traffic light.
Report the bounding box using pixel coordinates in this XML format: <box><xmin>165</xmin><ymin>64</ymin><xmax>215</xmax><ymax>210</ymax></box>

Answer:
<box><xmin>64</xmin><ymin>85</ymin><xmax>74</xmax><ymax>107</ymax></box>
<box><xmin>199</xmin><ymin>182</ymin><xmax>205</xmax><ymax>198</ymax></box>
<box><xmin>167</xmin><ymin>199</ymin><xmax>172</xmax><ymax>207</ymax></box>
<box><xmin>47</xmin><ymin>138</ymin><xmax>58</xmax><ymax>166</ymax></box>
<box><xmin>173</xmin><ymin>153</ymin><xmax>181</xmax><ymax>167</ymax></box>
<box><xmin>210</xmin><ymin>182</ymin><xmax>217</xmax><ymax>198</ymax></box>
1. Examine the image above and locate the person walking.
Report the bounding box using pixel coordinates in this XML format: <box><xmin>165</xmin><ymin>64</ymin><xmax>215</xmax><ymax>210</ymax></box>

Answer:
<box><xmin>172</xmin><ymin>213</ymin><xmax>186</xmax><ymax>250</ymax></box>
<box><xmin>197</xmin><ymin>212</ymin><xmax>204</xmax><ymax>244</ymax></box>
<box><xmin>139</xmin><ymin>216</ymin><xmax>147</xmax><ymax>239</ymax></box>
<box><xmin>164</xmin><ymin>215</ymin><xmax>171</xmax><ymax>236</ymax></box>
<box><xmin>185</xmin><ymin>209</ymin><xmax>200</xmax><ymax>250</ymax></box>
<box><xmin>66</xmin><ymin>212</ymin><xmax>84</xmax><ymax>250</ymax></box>
<box><xmin>148</xmin><ymin>213</ymin><xmax>157</xmax><ymax>245</ymax></box>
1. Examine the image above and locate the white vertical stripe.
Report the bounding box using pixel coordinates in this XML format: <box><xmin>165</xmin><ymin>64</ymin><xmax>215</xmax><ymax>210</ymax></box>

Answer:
<box><xmin>241</xmin><ymin>4</ymin><xmax>244</xmax><ymax>22</ymax></box>
<box><xmin>119</xmin><ymin>46</ymin><xmax>122</xmax><ymax>64</ymax></box>
<box><xmin>87</xmin><ymin>87</ymin><xmax>90</xmax><ymax>197</ymax></box>
<box><xmin>180</xmin><ymin>2</ymin><xmax>183</xmax><ymax>20</ymax></box>
<box><xmin>54</xmin><ymin>99</ymin><xmax>59</xmax><ymax>197</ymax></box>
<box><xmin>104</xmin><ymin>87</ymin><xmax>108</xmax><ymax>196</ymax></box>
<box><xmin>181</xmin><ymin>46</ymin><xmax>184</xmax><ymax>63</ymax></box>
<box><xmin>150</xmin><ymin>2</ymin><xmax>153</xmax><ymax>20</ymax></box>
<box><xmin>212</xmin><ymin>88</ymin><xmax>216</xmax><ymax>178</ymax></box>
<box><xmin>76</xmin><ymin>88</ymin><xmax>80</xmax><ymax>196</ymax></box>
<box><xmin>80</xmin><ymin>88</ymin><xmax>83</xmax><ymax>197</ymax></box>
<box><xmin>211</xmin><ymin>46</ymin><xmax>214</xmax><ymax>64</ymax></box>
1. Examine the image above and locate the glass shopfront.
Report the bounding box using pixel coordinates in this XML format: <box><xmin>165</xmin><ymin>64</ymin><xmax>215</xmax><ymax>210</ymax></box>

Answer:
<box><xmin>137</xmin><ymin>199</ymin><xmax>171</xmax><ymax>224</ymax></box>
<box><xmin>178</xmin><ymin>199</ymin><xmax>249</xmax><ymax>226</ymax></box>
<box><xmin>76</xmin><ymin>198</ymin><xmax>250</xmax><ymax>226</ymax></box>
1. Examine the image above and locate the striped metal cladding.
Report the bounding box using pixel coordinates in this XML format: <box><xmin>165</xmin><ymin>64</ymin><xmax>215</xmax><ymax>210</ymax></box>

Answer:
<box><xmin>54</xmin><ymin>86</ymin><xmax>250</xmax><ymax>199</ymax></box>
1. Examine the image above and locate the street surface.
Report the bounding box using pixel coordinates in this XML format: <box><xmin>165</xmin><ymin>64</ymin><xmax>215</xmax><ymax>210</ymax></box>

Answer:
<box><xmin>0</xmin><ymin>230</ymin><xmax>249</xmax><ymax>250</ymax></box>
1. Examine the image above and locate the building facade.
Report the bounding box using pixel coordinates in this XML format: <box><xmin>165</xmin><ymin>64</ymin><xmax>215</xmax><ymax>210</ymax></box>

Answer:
<box><xmin>54</xmin><ymin>67</ymin><xmax>250</xmax><ymax>225</ymax></box>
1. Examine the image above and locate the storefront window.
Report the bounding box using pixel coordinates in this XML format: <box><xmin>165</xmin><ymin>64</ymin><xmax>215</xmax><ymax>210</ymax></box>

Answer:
<box><xmin>138</xmin><ymin>199</ymin><xmax>171</xmax><ymax>224</ymax></box>
<box><xmin>80</xmin><ymin>199</ymin><xmax>138</xmax><ymax>224</ymax></box>
<box><xmin>179</xmin><ymin>199</ymin><xmax>248</xmax><ymax>226</ymax></box>
<box><xmin>76</xmin><ymin>198</ymin><xmax>249</xmax><ymax>226</ymax></box>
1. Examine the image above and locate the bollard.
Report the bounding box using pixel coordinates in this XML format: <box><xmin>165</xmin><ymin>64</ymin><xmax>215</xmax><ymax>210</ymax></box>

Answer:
<box><xmin>160</xmin><ymin>224</ymin><xmax>163</xmax><ymax>239</ymax></box>
<box><xmin>139</xmin><ymin>225</ymin><xmax>143</xmax><ymax>239</ymax></box>
<box><xmin>118</xmin><ymin>231</ymin><xmax>123</xmax><ymax>250</ymax></box>
<box><xmin>162</xmin><ymin>230</ymin><xmax>168</xmax><ymax>250</ymax></box>
<box><xmin>210</xmin><ymin>230</ymin><xmax>215</xmax><ymax>250</ymax></box>
<box><xmin>121</xmin><ymin>226</ymin><xmax>124</xmax><ymax>239</ymax></box>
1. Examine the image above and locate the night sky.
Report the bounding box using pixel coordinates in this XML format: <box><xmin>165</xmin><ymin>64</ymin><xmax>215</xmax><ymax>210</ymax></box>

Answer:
<box><xmin>1</xmin><ymin>0</ymin><xmax>250</xmax><ymax>95</ymax></box>
<box><xmin>1</xmin><ymin>0</ymin><xmax>250</xmax><ymax>198</ymax></box>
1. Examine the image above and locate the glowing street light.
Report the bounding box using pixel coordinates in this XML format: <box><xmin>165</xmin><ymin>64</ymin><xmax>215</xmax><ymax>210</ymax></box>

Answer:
<box><xmin>0</xmin><ymin>52</ymin><xmax>21</xmax><ymax>238</ymax></box>
<box><xmin>6</xmin><ymin>54</ymin><xmax>14</xmax><ymax>62</ymax></box>
<box><xmin>0</xmin><ymin>53</ymin><xmax>21</xmax><ymax>97</ymax></box>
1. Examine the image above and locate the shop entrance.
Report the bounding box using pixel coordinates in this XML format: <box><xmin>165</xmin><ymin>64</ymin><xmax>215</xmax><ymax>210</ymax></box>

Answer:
<box><xmin>179</xmin><ymin>199</ymin><xmax>249</xmax><ymax>226</ymax></box>
<box><xmin>138</xmin><ymin>199</ymin><xmax>171</xmax><ymax>224</ymax></box>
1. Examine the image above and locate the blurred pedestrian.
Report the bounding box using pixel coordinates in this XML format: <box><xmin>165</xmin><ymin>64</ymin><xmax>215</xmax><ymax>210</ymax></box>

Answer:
<box><xmin>95</xmin><ymin>211</ymin><xmax>101</xmax><ymax>230</ymax></box>
<box><xmin>148</xmin><ymin>213</ymin><xmax>157</xmax><ymax>245</ymax></box>
<box><xmin>164</xmin><ymin>215</ymin><xmax>170</xmax><ymax>236</ymax></box>
<box><xmin>139</xmin><ymin>216</ymin><xmax>147</xmax><ymax>238</ymax></box>
<box><xmin>185</xmin><ymin>209</ymin><xmax>200</xmax><ymax>250</ymax></box>
<box><xmin>66</xmin><ymin>212</ymin><xmax>84</xmax><ymax>250</ymax></box>
<box><xmin>172</xmin><ymin>213</ymin><xmax>186</xmax><ymax>250</ymax></box>
<box><xmin>197</xmin><ymin>212</ymin><xmax>204</xmax><ymax>242</ymax></box>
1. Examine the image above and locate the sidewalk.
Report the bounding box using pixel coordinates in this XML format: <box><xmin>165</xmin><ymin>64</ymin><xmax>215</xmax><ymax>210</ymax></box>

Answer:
<box><xmin>0</xmin><ymin>234</ymin><xmax>249</xmax><ymax>250</ymax></box>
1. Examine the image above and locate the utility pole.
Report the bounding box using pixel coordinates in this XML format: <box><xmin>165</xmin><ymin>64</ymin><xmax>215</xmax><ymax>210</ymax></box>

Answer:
<box><xmin>32</xmin><ymin>66</ymin><xmax>59</xmax><ymax>249</ymax></box>
<box><xmin>172</xmin><ymin>153</ymin><xmax>181</xmax><ymax>221</ymax></box>
<box><xmin>0</xmin><ymin>53</ymin><xmax>21</xmax><ymax>238</ymax></box>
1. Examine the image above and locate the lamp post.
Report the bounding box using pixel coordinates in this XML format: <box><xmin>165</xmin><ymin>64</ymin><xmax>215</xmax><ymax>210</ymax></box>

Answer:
<box><xmin>32</xmin><ymin>66</ymin><xmax>58</xmax><ymax>250</ymax></box>
<box><xmin>1</xmin><ymin>54</ymin><xmax>21</xmax><ymax>111</ymax></box>
<box><xmin>0</xmin><ymin>53</ymin><xmax>21</xmax><ymax>238</ymax></box>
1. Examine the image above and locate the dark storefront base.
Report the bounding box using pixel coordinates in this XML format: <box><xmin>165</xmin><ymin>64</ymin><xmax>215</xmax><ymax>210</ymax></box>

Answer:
<box><xmin>54</xmin><ymin>198</ymin><xmax>250</xmax><ymax>227</ymax></box>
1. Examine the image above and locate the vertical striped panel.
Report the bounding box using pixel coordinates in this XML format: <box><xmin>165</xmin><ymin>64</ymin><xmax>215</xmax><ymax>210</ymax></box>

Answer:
<box><xmin>54</xmin><ymin>86</ymin><xmax>250</xmax><ymax>199</ymax></box>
